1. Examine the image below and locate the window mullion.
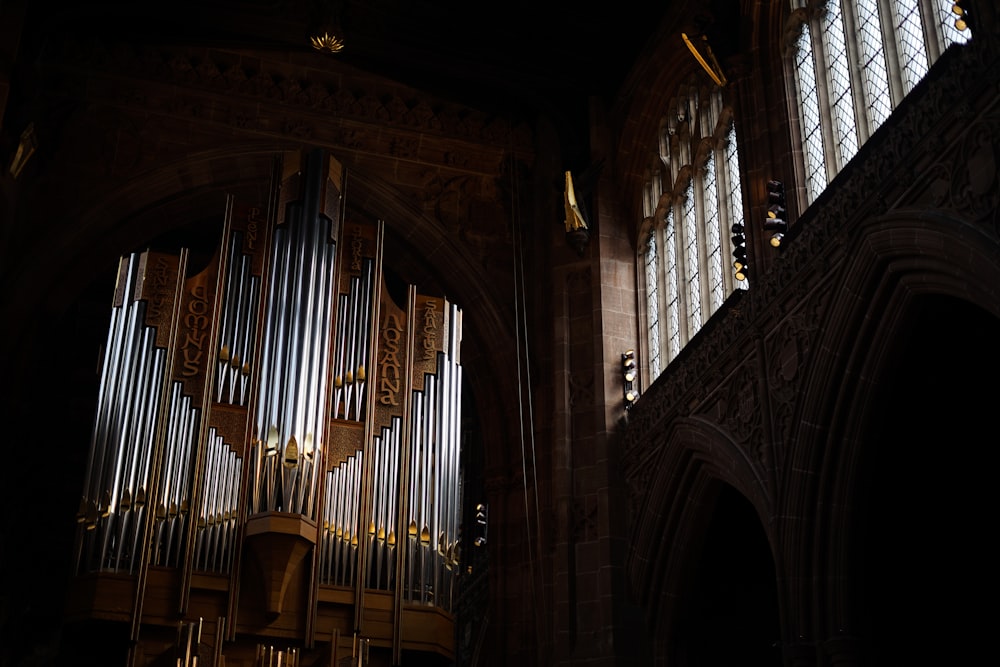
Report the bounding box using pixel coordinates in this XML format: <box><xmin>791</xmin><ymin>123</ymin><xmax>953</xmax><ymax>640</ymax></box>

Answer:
<box><xmin>694</xmin><ymin>170</ymin><xmax>711</xmax><ymax>318</ymax></box>
<box><xmin>683</xmin><ymin>181</ymin><xmax>702</xmax><ymax>340</ymax></box>
<box><xmin>855</xmin><ymin>0</ymin><xmax>894</xmax><ymax>132</ymax></box>
<box><xmin>664</xmin><ymin>205</ymin><xmax>682</xmax><ymax>362</ymax></box>
<box><xmin>716</xmin><ymin>144</ymin><xmax>735</xmax><ymax>296</ymax></box>
<box><xmin>642</xmin><ymin>221</ymin><xmax>662</xmax><ymax>379</ymax></box>
<box><xmin>654</xmin><ymin>218</ymin><xmax>668</xmax><ymax>373</ymax></box>
<box><xmin>817</xmin><ymin>3</ymin><xmax>860</xmax><ymax>172</ymax></box>
<box><xmin>874</xmin><ymin>0</ymin><xmax>908</xmax><ymax>104</ymax></box>
<box><xmin>791</xmin><ymin>20</ymin><xmax>829</xmax><ymax>203</ymax></box>
<box><xmin>891</xmin><ymin>0</ymin><xmax>931</xmax><ymax>94</ymax></box>
<box><xmin>838</xmin><ymin>0</ymin><xmax>874</xmax><ymax>145</ymax></box>
<box><xmin>702</xmin><ymin>152</ymin><xmax>725</xmax><ymax>313</ymax></box>
<box><xmin>918</xmin><ymin>0</ymin><xmax>944</xmax><ymax>61</ymax></box>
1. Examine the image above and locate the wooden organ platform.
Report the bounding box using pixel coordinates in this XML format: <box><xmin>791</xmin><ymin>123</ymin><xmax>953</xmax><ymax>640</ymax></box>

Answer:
<box><xmin>66</xmin><ymin>148</ymin><xmax>477</xmax><ymax>666</ymax></box>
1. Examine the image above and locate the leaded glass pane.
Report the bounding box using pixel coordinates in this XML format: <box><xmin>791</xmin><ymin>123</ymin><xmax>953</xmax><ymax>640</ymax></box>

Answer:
<box><xmin>821</xmin><ymin>0</ymin><xmax>859</xmax><ymax>165</ymax></box>
<box><xmin>665</xmin><ymin>209</ymin><xmax>680</xmax><ymax>361</ymax></box>
<box><xmin>794</xmin><ymin>24</ymin><xmax>828</xmax><ymax>202</ymax></box>
<box><xmin>894</xmin><ymin>0</ymin><xmax>930</xmax><ymax>93</ymax></box>
<box><xmin>856</xmin><ymin>0</ymin><xmax>893</xmax><ymax>131</ymax></box>
<box><xmin>724</xmin><ymin>124</ymin><xmax>747</xmax><ymax>289</ymax></box>
<box><xmin>703</xmin><ymin>152</ymin><xmax>725</xmax><ymax>312</ymax></box>
<box><xmin>645</xmin><ymin>229</ymin><xmax>661</xmax><ymax>379</ymax></box>
<box><xmin>682</xmin><ymin>182</ymin><xmax>702</xmax><ymax>337</ymax></box>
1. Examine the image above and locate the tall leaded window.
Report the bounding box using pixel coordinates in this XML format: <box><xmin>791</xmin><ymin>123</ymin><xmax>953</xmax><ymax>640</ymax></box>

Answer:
<box><xmin>703</xmin><ymin>152</ymin><xmax>726</xmax><ymax>315</ymax></box>
<box><xmin>639</xmin><ymin>86</ymin><xmax>746</xmax><ymax>382</ymax></box>
<box><xmin>788</xmin><ymin>0</ymin><xmax>971</xmax><ymax>204</ymax></box>
<box><xmin>644</xmin><ymin>229</ymin><xmax>662</xmax><ymax>378</ymax></box>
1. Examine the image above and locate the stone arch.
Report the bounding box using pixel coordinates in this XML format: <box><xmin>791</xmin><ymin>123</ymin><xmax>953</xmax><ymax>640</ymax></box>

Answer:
<box><xmin>629</xmin><ymin>416</ymin><xmax>776</xmax><ymax>649</ymax></box>
<box><xmin>9</xmin><ymin>140</ymin><xmax>524</xmax><ymax>484</ymax></box>
<box><xmin>791</xmin><ymin>210</ymin><xmax>1000</xmax><ymax>658</ymax></box>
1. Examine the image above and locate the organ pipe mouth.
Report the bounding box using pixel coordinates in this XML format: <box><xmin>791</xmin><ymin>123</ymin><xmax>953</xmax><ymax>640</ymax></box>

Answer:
<box><xmin>283</xmin><ymin>436</ymin><xmax>299</xmax><ymax>468</ymax></box>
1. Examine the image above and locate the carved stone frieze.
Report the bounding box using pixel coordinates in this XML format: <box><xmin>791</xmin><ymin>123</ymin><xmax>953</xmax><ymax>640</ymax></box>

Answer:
<box><xmin>42</xmin><ymin>38</ymin><xmax>534</xmax><ymax>158</ymax></box>
<box><xmin>764</xmin><ymin>286</ymin><xmax>826</xmax><ymax>463</ymax></box>
<box><xmin>718</xmin><ymin>357</ymin><xmax>762</xmax><ymax>452</ymax></box>
<box><xmin>906</xmin><ymin>108</ymin><xmax>1000</xmax><ymax>232</ymax></box>
<box><xmin>30</xmin><ymin>37</ymin><xmax>538</xmax><ymax>276</ymax></box>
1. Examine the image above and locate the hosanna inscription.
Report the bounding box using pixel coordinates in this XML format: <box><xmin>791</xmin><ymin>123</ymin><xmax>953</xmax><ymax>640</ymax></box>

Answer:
<box><xmin>379</xmin><ymin>312</ymin><xmax>404</xmax><ymax>406</ymax></box>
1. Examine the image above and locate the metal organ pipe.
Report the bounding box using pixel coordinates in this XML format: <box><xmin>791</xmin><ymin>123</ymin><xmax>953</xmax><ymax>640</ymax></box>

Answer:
<box><xmin>391</xmin><ymin>301</ymin><xmax>464</xmax><ymax>609</ymax></box>
<box><xmin>333</xmin><ymin>293</ymin><xmax>348</xmax><ymax>419</ymax></box>
<box><xmin>332</xmin><ymin>258</ymin><xmax>374</xmax><ymax>422</ymax></box>
<box><xmin>251</xmin><ymin>163</ymin><xmax>339</xmax><ymax>517</ymax></box>
<box><xmin>193</xmin><ymin>429</ymin><xmax>241</xmax><ymax>573</ymax></box>
<box><xmin>365</xmin><ymin>416</ymin><xmax>401</xmax><ymax>591</ymax></box>
<box><xmin>216</xmin><ymin>233</ymin><xmax>261</xmax><ymax>408</ymax></box>
<box><xmin>155</xmin><ymin>390</ymin><xmax>199</xmax><ymax>568</ymax></box>
<box><xmin>78</xmin><ymin>253</ymin><xmax>175</xmax><ymax>574</ymax></box>
<box><xmin>353</xmin><ymin>259</ymin><xmax>374</xmax><ymax>421</ymax></box>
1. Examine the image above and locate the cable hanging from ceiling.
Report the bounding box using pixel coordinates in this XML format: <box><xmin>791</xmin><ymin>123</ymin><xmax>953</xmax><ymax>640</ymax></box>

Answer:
<box><xmin>508</xmin><ymin>120</ymin><xmax>549</xmax><ymax>658</ymax></box>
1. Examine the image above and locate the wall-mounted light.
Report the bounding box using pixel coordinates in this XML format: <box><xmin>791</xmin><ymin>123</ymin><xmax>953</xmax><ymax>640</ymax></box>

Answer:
<box><xmin>622</xmin><ymin>350</ymin><xmax>639</xmax><ymax>409</ymax></box>
<box><xmin>764</xmin><ymin>180</ymin><xmax>787</xmax><ymax>247</ymax></box>
<box><xmin>952</xmin><ymin>1</ymin><xmax>972</xmax><ymax>32</ymax></box>
<box><xmin>474</xmin><ymin>503</ymin><xmax>488</xmax><ymax>547</ymax></box>
<box><xmin>731</xmin><ymin>223</ymin><xmax>749</xmax><ymax>281</ymax></box>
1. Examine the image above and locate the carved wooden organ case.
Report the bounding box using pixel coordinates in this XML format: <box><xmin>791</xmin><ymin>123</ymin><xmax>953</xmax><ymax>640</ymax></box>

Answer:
<box><xmin>70</xmin><ymin>148</ymin><xmax>469</xmax><ymax>666</ymax></box>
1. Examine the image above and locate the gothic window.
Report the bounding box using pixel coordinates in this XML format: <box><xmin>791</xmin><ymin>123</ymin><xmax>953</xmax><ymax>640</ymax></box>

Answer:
<box><xmin>788</xmin><ymin>0</ymin><xmax>970</xmax><ymax>205</ymax></box>
<box><xmin>639</xmin><ymin>86</ymin><xmax>746</xmax><ymax>382</ymax></box>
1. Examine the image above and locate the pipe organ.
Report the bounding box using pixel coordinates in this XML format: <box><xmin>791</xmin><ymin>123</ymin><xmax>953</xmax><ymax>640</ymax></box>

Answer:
<box><xmin>69</xmin><ymin>148</ymin><xmax>473</xmax><ymax>666</ymax></box>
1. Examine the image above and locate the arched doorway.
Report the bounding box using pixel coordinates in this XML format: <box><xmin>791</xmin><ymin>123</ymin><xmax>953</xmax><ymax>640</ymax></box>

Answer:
<box><xmin>672</xmin><ymin>484</ymin><xmax>782</xmax><ymax>666</ymax></box>
<box><xmin>857</xmin><ymin>295</ymin><xmax>998</xmax><ymax>664</ymax></box>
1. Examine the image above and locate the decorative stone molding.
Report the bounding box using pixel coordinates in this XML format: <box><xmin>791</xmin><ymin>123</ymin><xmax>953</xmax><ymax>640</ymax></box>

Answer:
<box><xmin>42</xmin><ymin>38</ymin><xmax>534</xmax><ymax>157</ymax></box>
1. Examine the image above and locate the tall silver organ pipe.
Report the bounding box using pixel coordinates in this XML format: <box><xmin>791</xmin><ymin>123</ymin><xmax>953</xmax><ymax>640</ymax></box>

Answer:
<box><xmin>250</xmin><ymin>149</ymin><xmax>340</xmax><ymax>518</ymax></box>
<box><xmin>397</xmin><ymin>300</ymin><xmax>463</xmax><ymax>609</ymax></box>
<box><xmin>71</xmin><ymin>148</ymin><xmax>470</xmax><ymax>665</ymax></box>
<box><xmin>76</xmin><ymin>250</ymin><xmax>186</xmax><ymax>574</ymax></box>
<box><xmin>193</xmin><ymin>428</ymin><xmax>241</xmax><ymax>573</ymax></box>
<box><xmin>215</xmin><ymin>232</ymin><xmax>261</xmax><ymax>407</ymax></box>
